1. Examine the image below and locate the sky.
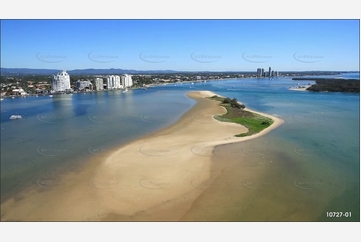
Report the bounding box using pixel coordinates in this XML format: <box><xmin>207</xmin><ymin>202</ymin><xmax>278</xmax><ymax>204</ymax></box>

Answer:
<box><xmin>0</xmin><ymin>19</ymin><xmax>359</xmax><ymax>72</ymax></box>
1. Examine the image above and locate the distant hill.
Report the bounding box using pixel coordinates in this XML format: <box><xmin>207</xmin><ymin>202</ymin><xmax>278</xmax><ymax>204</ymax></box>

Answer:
<box><xmin>67</xmin><ymin>68</ymin><xmax>180</xmax><ymax>75</ymax></box>
<box><xmin>2</xmin><ymin>68</ymin><xmax>358</xmax><ymax>76</ymax></box>
<box><xmin>1</xmin><ymin>68</ymin><xmax>62</xmax><ymax>75</ymax></box>
<box><xmin>0</xmin><ymin>68</ymin><xmax>180</xmax><ymax>76</ymax></box>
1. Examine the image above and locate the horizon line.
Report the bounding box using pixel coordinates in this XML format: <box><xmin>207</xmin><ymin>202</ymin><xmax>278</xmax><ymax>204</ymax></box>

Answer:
<box><xmin>1</xmin><ymin>67</ymin><xmax>359</xmax><ymax>73</ymax></box>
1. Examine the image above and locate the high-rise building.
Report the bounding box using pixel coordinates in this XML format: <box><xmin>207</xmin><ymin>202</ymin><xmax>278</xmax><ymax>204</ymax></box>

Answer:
<box><xmin>115</xmin><ymin>75</ymin><xmax>121</xmax><ymax>89</ymax></box>
<box><xmin>261</xmin><ymin>68</ymin><xmax>265</xmax><ymax>77</ymax></box>
<box><xmin>269</xmin><ymin>67</ymin><xmax>272</xmax><ymax>77</ymax></box>
<box><xmin>122</xmin><ymin>74</ymin><xmax>133</xmax><ymax>88</ymax></box>
<box><xmin>51</xmin><ymin>70</ymin><xmax>71</xmax><ymax>93</ymax></box>
<box><xmin>107</xmin><ymin>75</ymin><xmax>122</xmax><ymax>89</ymax></box>
<box><xmin>106</xmin><ymin>75</ymin><xmax>115</xmax><ymax>89</ymax></box>
<box><xmin>257</xmin><ymin>68</ymin><xmax>262</xmax><ymax>77</ymax></box>
<box><xmin>121</xmin><ymin>76</ymin><xmax>125</xmax><ymax>88</ymax></box>
<box><xmin>95</xmin><ymin>78</ymin><xmax>104</xmax><ymax>91</ymax></box>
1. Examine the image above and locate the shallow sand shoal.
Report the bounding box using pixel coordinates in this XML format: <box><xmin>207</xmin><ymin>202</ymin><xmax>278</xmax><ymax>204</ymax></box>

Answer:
<box><xmin>1</xmin><ymin>91</ymin><xmax>283</xmax><ymax>221</ymax></box>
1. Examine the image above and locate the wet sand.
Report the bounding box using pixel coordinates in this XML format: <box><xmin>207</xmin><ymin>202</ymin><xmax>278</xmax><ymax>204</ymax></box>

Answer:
<box><xmin>1</xmin><ymin>91</ymin><xmax>283</xmax><ymax>221</ymax></box>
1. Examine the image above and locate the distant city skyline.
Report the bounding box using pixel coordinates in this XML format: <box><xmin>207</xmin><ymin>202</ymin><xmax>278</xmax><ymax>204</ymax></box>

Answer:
<box><xmin>1</xmin><ymin>20</ymin><xmax>359</xmax><ymax>71</ymax></box>
<box><xmin>256</xmin><ymin>67</ymin><xmax>279</xmax><ymax>77</ymax></box>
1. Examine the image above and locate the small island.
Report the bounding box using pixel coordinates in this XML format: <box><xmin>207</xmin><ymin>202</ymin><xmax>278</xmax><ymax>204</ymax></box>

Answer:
<box><xmin>208</xmin><ymin>95</ymin><xmax>274</xmax><ymax>137</ymax></box>
<box><xmin>292</xmin><ymin>77</ymin><xmax>360</xmax><ymax>92</ymax></box>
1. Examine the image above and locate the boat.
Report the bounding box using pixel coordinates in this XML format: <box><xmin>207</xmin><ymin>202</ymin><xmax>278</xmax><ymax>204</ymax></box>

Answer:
<box><xmin>49</xmin><ymin>95</ymin><xmax>53</xmax><ymax>97</ymax></box>
<box><xmin>10</xmin><ymin>115</ymin><xmax>22</xmax><ymax>120</ymax></box>
<box><xmin>0</xmin><ymin>98</ymin><xmax>3</xmax><ymax>101</ymax></box>
<box><xmin>122</xmin><ymin>88</ymin><xmax>128</xmax><ymax>93</ymax></box>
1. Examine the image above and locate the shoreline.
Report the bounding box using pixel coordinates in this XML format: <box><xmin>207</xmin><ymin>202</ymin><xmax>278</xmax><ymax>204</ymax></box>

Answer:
<box><xmin>289</xmin><ymin>87</ymin><xmax>309</xmax><ymax>91</ymax></box>
<box><xmin>1</xmin><ymin>90</ymin><xmax>284</xmax><ymax>221</ymax></box>
<box><xmin>200</xmin><ymin>90</ymin><xmax>284</xmax><ymax>144</ymax></box>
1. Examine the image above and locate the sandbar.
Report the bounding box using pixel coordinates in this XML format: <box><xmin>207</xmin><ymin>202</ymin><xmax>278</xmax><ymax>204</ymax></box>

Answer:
<box><xmin>1</xmin><ymin>90</ymin><xmax>283</xmax><ymax>221</ymax></box>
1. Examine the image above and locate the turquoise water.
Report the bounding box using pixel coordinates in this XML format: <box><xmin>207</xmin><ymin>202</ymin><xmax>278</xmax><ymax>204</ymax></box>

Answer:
<box><xmin>182</xmin><ymin>77</ymin><xmax>360</xmax><ymax>221</ymax></box>
<box><xmin>1</xmin><ymin>75</ymin><xmax>359</xmax><ymax>221</ymax></box>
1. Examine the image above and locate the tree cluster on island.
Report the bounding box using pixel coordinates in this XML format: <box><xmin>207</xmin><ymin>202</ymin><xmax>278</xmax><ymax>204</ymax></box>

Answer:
<box><xmin>209</xmin><ymin>95</ymin><xmax>273</xmax><ymax>137</ymax></box>
<box><xmin>222</xmin><ymin>97</ymin><xmax>246</xmax><ymax>109</ymax></box>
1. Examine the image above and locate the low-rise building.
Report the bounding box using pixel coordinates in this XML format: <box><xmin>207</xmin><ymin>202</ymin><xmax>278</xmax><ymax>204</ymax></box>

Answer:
<box><xmin>76</xmin><ymin>80</ymin><xmax>93</xmax><ymax>91</ymax></box>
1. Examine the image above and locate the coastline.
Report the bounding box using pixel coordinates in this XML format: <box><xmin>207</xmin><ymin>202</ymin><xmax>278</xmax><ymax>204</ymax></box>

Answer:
<box><xmin>200</xmin><ymin>90</ymin><xmax>284</xmax><ymax>144</ymax></box>
<box><xmin>1</xmin><ymin>90</ymin><xmax>283</xmax><ymax>221</ymax></box>
<box><xmin>289</xmin><ymin>87</ymin><xmax>309</xmax><ymax>91</ymax></box>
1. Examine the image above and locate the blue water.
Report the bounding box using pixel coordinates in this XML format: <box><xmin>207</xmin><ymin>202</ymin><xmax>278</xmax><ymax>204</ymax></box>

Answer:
<box><xmin>1</xmin><ymin>76</ymin><xmax>359</xmax><ymax>221</ymax></box>
<box><xmin>181</xmin><ymin>77</ymin><xmax>359</xmax><ymax>221</ymax></box>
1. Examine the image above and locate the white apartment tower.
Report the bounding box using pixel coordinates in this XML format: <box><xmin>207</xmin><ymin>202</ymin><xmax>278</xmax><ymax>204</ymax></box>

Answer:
<box><xmin>51</xmin><ymin>70</ymin><xmax>71</xmax><ymax>92</ymax></box>
<box><xmin>95</xmin><ymin>78</ymin><xmax>104</xmax><ymax>91</ymax></box>
<box><xmin>122</xmin><ymin>74</ymin><xmax>133</xmax><ymax>88</ymax></box>
<box><xmin>106</xmin><ymin>75</ymin><xmax>122</xmax><ymax>89</ymax></box>
<box><xmin>106</xmin><ymin>75</ymin><xmax>115</xmax><ymax>89</ymax></box>
<box><xmin>115</xmin><ymin>75</ymin><xmax>121</xmax><ymax>89</ymax></box>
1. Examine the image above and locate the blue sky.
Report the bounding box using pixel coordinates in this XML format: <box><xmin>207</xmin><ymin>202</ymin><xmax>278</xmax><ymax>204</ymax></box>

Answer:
<box><xmin>1</xmin><ymin>19</ymin><xmax>359</xmax><ymax>71</ymax></box>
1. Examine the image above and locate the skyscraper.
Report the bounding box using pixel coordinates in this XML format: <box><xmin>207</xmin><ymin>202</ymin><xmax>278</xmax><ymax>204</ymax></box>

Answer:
<box><xmin>51</xmin><ymin>70</ymin><xmax>71</xmax><ymax>93</ymax></box>
<box><xmin>106</xmin><ymin>75</ymin><xmax>114</xmax><ymax>89</ymax></box>
<box><xmin>122</xmin><ymin>74</ymin><xmax>133</xmax><ymax>88</ymax></box>
<box><xmin>257</xmin><ymin>68</ymin><xmax>262</xmax><ymax>77</ymax></box>
<box><xmin>115</xmin><ymin>75</ymin><xmax>121</xmax><ymax>89</ymax></box>
<box><xmin>106</xmin><ymin>75</ymin><xmax>122</xmax><ymax>89</ymax></box>
<box><xmin>269</xmin><ymin>67</ymin><xmax>272</xmax><ymax>77</ymax></box>
<box><xmin>95</xmin><ymin>78</ymin><xmax>104</xmax><ymax>91</ymax></box>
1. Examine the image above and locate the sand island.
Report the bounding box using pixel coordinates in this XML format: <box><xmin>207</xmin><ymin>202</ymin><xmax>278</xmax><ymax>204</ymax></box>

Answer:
<box><xmin>1</xmin><ymin>91</ymin><xmax>283</xmax><ymax>221</ymax></box>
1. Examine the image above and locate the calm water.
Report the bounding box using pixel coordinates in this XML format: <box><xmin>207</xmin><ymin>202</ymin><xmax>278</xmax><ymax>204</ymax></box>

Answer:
<box><xmin>1</xmin><ymin>74</ymin><xmax>359</xmax><ymax>221</ymax></box>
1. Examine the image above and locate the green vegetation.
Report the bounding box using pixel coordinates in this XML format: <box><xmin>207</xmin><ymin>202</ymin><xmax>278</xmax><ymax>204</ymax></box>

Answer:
<box><xmin>292</xmin><ymin>78</ymin><xmax>360</xmax><ymax>93</ymax></box>
<box><xmin>209</xmin><ymin>95</ymin><xmax>274</xmax><ymax>137</ymax></box>
<box><xmin>221</xmin><ymin>97</ymin><xmax>246</xmax><ymax>109</ymax></box>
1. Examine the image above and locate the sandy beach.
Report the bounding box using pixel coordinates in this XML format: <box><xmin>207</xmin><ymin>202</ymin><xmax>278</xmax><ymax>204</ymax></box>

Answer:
<box><xmin>289</xmin><ymin>87</ymin><xmax>310</xmax><ymax>91</ymax></box>
<box><xmin>1</xmin><ymin>90</ymin><xmax>283</xmax><ymax>221</ymax></box>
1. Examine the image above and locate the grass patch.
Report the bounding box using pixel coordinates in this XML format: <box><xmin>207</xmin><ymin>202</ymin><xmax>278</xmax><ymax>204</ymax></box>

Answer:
<box><xmin>208</xmin><ymin>95</ymin><xmax>274</xmax><ymax>137</ymax></box>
